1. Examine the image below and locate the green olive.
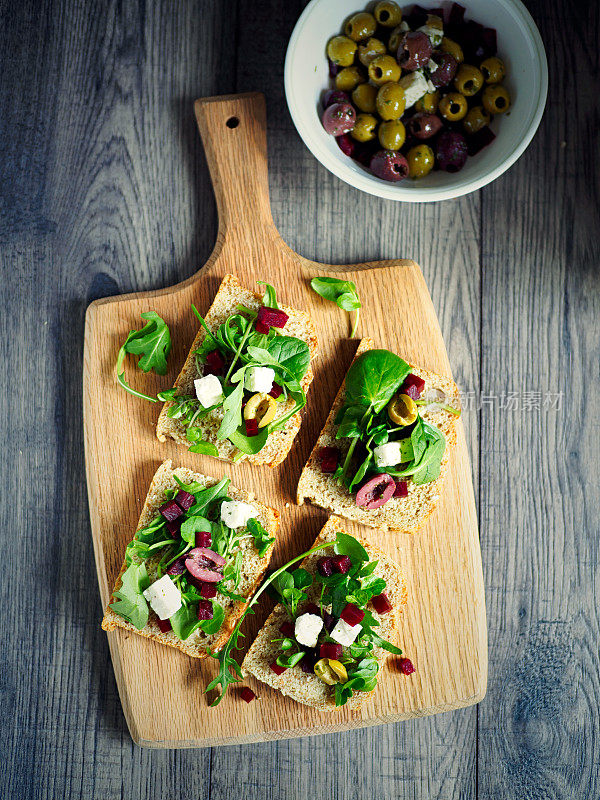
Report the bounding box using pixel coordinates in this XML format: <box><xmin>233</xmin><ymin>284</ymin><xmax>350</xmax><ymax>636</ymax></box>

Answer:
<box><xmin>358</xmin><ymin>37</ymin><xmax>386</xmax><ymax>66</ymax></box>
<box><xmin>350</xmin><ymin>113</ymin><xmax>378</xmax><ymax>142</ymax></box>
<box><xmin>388</xmin><ymin>392</ymin><xmax>418</xmax><ymax>424</ymax></box>
<box><xmin>388</xmin><ymin>23</ymin><xmax>408</xmax><ymax>53</ymax></box>
<box><xmin>376</xmin><ymin>82</ymin><xmax>406</xmax><ymax>120</ymax></box>
<box><xmin>368</xmin><ymin>54</ymin><xmax>401</xmax><ymax>85</ymax></box>
<box><xmin>454</xmin><ymin>64</ymin><xmax>484</xmax><ymax>97</ymax></box>
<box><xmin>463</xmin><ymin>105</ymin><xmax>490</xmax><ymax>134</ymax></box>
<box><xmin>440</xmin><ymin>36</ymin><xmax>464</xmax><ymax>64</ymax></box>
<box><xmin>407</xmin><ymin>145</ymin><xmax>434</xmax><ymax>179</ymax></box>
<box><xmin>378</xmin><ymin>119</ymin><xmax>406</xmax><ymax>150</ymax></box>
<box><xmin>335</xmin><ymin>66</ymin><xmax>366</xmax><ymax>92</ymax></box>
<box><xmin>243</xmin><ymin>393</ymin><xmax>277</xmax><ymax>428</ymax></box>
<box><xmin>344</xmin><ymin>12</ymin><xmax>377</xmax><ymax>42</ymax></box>
<box><xmin>314</xmin><ymin>658</ymin><xmax>348</xmax><ymax>685</ymax></box>
<box><xmin>438</xmin><ymin>92</ymin><xmax>468</xmax><ymax>121</ymax></box>
<box><xmin>482</xmin><ymin>84</ymin><xmax>511</xmax><ymax>114</ymax></box>
<box><xmin>352</xmin><ymin>82</ymin><xmax>378</xmax><ymax>113</ymax></box>
<box><xmin>480</xmin><ymin>56</ymin><xmax>506</xmax><ymax>84</ymax></box>
<box><xmin>327</xmin><ymin>35</ymin><xmax>357</xmax><ymax>67</ymax></box>
<box><xmin>374</xmin><ymin>0</ymin><xmax>402</xmax><ymax>27</ymax></box>
<box><xmin>415</xmin><ymin>90</ymin><xmax>440</xmax><ymax>113</ymax></box>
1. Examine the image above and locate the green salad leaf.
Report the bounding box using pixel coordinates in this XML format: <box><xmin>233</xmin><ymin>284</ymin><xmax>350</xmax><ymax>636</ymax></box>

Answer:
<box><xmin>246</xmin><ymin>518</ymin><xmax>276</xmax><ymax>558</ymax></box>
<box><xmin>344</xmin><ymin>350</ymin><xmax>410</xmax><ymax>413</ymax></box>
<box><xmin>116</xmin><ymin>311</ymin><xmax>172</xmax><ymax>402</ymax></box>
<box><xmin>310</xmin><ymin>277</ymin><xmax>362</xmax><ymax>338</ymax></box>
<box><xmin>109</xmin><ymin>562</ymin><xmax>150</xmax><ymax>630</ymax></box>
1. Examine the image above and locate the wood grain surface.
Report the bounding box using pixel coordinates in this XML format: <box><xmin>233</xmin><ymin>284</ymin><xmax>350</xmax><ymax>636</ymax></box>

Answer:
<box><xmin>1</xmin><ymin>0</ymin><xmax>598</xmax><ymax>796</ymax></box>
<box><xmin>83</xmin><ymin>92</ymin><xmax>485</xmax><ymax>747</ymax></box>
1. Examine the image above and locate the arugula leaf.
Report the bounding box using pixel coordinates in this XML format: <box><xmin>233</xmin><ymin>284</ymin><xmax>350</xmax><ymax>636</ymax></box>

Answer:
<box><xmin>345</xmin><ymin>350</ymin><xmax>411</xmax><ymax>413</ymax></box>
<box><xmin>116</xmin><ymin>312</ymin><xmax>171</xmax><ymax>402</ymax></box>
<box><xmin>334</xmin><ymin>531</ymin><xmax>369</xmax><ymax>563</ymax></box>
<box><xmin>310</xmin><ymin>277</ymin><xmax>362</xmax><ymax>338</ymax></box>
<box><xmin>257</xmin><ymin>281</ymin><xmax>279</xmax><ymax>309</ymax></box>
<box><xmin>276</xmin><ymin>650</ymin><xmax>305</xmax><ymax>668</ymax></box>
<box><xmin>217</xmin><ymin>375</ymin><xmax>246</xmax><ymax>441</ymax></box>
<box><xmin>246</xmin><ymin>518</ymin><xmax>275</xmax><ymax>557</ymax></box>
<box><xmin>185</xmin><ymin>477</ymin><xmax>230</xmax><ymax>516</ymax></box>
<box><xmin>109</xmin><ymin>562</ymin><xmax>150</xmax><ymax>630</ymax></box>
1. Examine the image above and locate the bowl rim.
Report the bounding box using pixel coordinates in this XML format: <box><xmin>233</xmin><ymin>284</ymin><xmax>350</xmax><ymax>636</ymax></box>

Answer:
<box><xmin>284</xmin><ymin>0</ymin><xmax>548</xmax><ymax>202</ymax></box>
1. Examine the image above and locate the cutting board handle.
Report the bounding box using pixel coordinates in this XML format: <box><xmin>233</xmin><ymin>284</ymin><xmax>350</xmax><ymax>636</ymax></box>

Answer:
<box><xmin>194</xmin><ymin>92</ymin><xmax>276</xmax><ymax>241</ymax></box>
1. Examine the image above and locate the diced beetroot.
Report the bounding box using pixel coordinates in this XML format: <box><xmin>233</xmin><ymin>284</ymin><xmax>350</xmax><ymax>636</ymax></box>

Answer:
<box><xmin>317</xmin><ymin>556</ymin><xmax>335</xmax><ymax>577</ymax></box>
<box><xmin>320</xmin><ymin>642</ymin><xmax>343</xmax><ymax>660</ymax></box>
<box><xmin>372</xmin><ymin>593</ymin><xmax>393</xmax><ymax>614</ymax></box>
<box><xmin>270</xmin><ymin>661</ymin><xmax>287</xmax><ymax>675</ymax></box>
<box><xmin>269</xmin><ymin>382</ymin><xmax>283</xmax><ymax>398</ymax></box>
<box><xmin>166</xmin><ymin>556</ymin><xmax>187</xmax><ymax>576</ymax></box>
<box><xmin>159</xmin><ymin>499</ymin><xmax>183</xmax><ymax>522</ymax></box>
<box><xmin>197</xmin><ymin>599</ymin><xmax>214</xmax><ymax>620</ymax></box>
<box><xmin>175</xmin><ymin>490</ymin><xmax>195</xmax><ymax>511</ymax></box>
<box><xmin>448</xmin><ymin>2</ymin><xmax>466</xmax><ymax>25</ymax></box>
<box><xmin>466</xmin><ymin>127</ymin><xmax>496</xmax><ymax>156</ymax></box>
<box><xmin>394</xmin><ymin>480</ymin><xmax>409</xmax><ymax>498</ymax></box>
<box><xmin>156</xmin><ymin>618</ymin><xmax>172</xmax><ymax>633</ymax></box>
<box><xmin>204</xmin><ymin>349</ymin><xmax>225</xmax><ymax>375</ymax></box>
<box><xmin>200</xmin><ymin>581</ymin><xmax>217</xmax><ymax>599</ymax></box>
<box><xmin>337</xmin><ymin>134</ymin><xmax>356</xmax><ymax>158</ymax></box>
<box><xmin>257</xmin><ymin>306</ymin><xmax>289</xmax><ymax>330</ymax></box>
<box><xmin>399</xmin><ymin>657</ymin><xmax>415</xmax><ymax>675</ymax></box>
<box><xmin>245</xmin><ymin>418</ymin><xmax>259</xmax><ymax>437</ymax></box>
<box><xmin>304</xmin><ymin>602</ymin><xmax>320</xmax><ymax>616</ymax></box>
<box><xmin>279</xmin><ymin>621</ymin><xmax>295</xmax><ymax>638</ymax></box>
<box><xmin>340</xmin><ymin>603</ymin><xmax>365</xmax><ymax>627</ymax></box>
<box><xmin>331</xmin><ymin>555</ymin><xmax>351</xmax><ymax>574</ymax></box>
<box><xmin>195</xmin><ymin>530</ymin><xmax>212</xmax><ymax>548</ymax></box>
<box><xmin>165</xmin><ymin>518</ymin><xmax>182</xmax><ymax>538</ymax></box>
<box><xmin>240</xmin><ymin>687</ymin><xmax>256</xmax><ymax>703</ymax></box>
<box><xmin>482</xmin><ymin>27</ymin><xmax>497</xmax><ymax>55</ymax></box>
<box><xmin>322</xmin><ymin>610</ymin><xmax>336</xmax><ymax>632</ymax></box>
<box><xmin>300</xmin><ymin>648</ymin><xmax>318</xmax><ymax>673</ymax></box>
<box><xmin>401</xmin><ymin>372</ymin><xmax>426</xmax><ymax>400</ymax></box>
<box><xmin>404</xmin><ymin>4</ymin><xmax>428</xmax><ymax>28</ymax></box>
<box><xmin>319</xmin><ymin>446</ymin><xmax>339</xmax><ymax>474</ymax></box>
<box><xmin>255</xmin><ymin>320</ymin><xmax>270</xmax><ymax>335</ymax></box>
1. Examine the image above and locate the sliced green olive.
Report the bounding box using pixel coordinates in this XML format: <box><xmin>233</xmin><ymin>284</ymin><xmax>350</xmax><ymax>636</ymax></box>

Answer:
<box><xmin>387</xmin><ymin>393</ymin><xmax>418</xmax><ymax>426</ymax></box>
<box><xmin>328</xmin><ymin>659</ymin><xmax>348</xmax><ymax>682</ymax></box>
<box><xmin>314</xmin><ymin>658</ymin><xmax>348</xmax><ymax>685</ymax></box>
<box><xmin>243</xmin><ymin>392</ymin><xmax>277</xmax><ymax>428</ymax></box>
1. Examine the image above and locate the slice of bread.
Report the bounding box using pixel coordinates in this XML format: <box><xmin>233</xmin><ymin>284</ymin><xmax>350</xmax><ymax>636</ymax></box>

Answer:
<box><xmin>242</xmin><ymin>515</ymin><xmax>407</xmax><ymax>711</ymax></box>
<box><xmin>101</xmin><ymin>460</ymin><xmax>279</xmax><ymax>658</ymax></box>
<box><xmin>156</xmin><ymin>274</ymin><xmax>319</xmax><ymax>467</ymax></box>
<box><xmin>297</xmin><ymin>338</ymin><xmax>461</xmax><ymax>534</ymax></box>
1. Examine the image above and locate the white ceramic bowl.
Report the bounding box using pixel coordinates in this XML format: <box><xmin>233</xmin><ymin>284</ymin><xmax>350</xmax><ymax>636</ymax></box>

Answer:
<box><xmin>284</xmin><ymin>0</ymin><xmax>548</xmax><ymax>202</ymax></box>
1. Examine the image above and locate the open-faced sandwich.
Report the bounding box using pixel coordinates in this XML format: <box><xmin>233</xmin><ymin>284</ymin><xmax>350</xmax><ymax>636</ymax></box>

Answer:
<box><xmin>101</xmin><ymin>460</ymin><xmax>279</xmax><ymax>657</ymax></box>
<box><xmin>241</xmin><ymin>516</ymin><xmax>407</xmax><ymax>711</ymax></box>
<box><xmin>156</xmin><ymin>274</ymin><xmax>318</xmax><ymax>466</ymax></box>
<box><xmin>297</xmin><ymin>338</ymin><xmax>461</xmax><ymax>533</ymax></box>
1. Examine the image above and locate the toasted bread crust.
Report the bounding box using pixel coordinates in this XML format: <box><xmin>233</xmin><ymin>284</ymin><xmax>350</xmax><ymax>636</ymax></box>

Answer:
<box><xmin>297</xmin><ymin>339</ymin><xmax>461</xmax><ymax>534</ymax></box>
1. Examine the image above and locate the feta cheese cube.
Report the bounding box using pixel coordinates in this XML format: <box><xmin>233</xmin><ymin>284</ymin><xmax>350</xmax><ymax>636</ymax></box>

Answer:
<box><xmin>143</xmin><ymin>575</ymin><xmax>182</xmax><ymax>620</ymax></box>
<box><xmin>398</xmin><ymin>70</ymin><xmax>429</xmax><ymax>108</ymax></box>
<box><xmin>194</xmin><ymin>374</ymin><xmax>224</xmax><ymax>408</ymax></box>
<box><xmin>418</xmin><ymin>16</ymin><xmax>443</xmax><ymax>46</ymax></box>
<box><xmin>330</xmin><ymin>618</ymin><xmax>362</xmax><ymax>647</ymax></box>
<box><xmin>294</xmin><ymin>613</ymin><xmax>324</xmax><ymax>648</ymax></box>
<box><xmin>220</xmin><ymin>499</ymin><xmax>257</xmax><ymax>529</ymax></box>
<box><xmin>245</xmin><ymin>366</ymin><xmax>275</xmax><ymax>393</ymax></box>
<box><xmin>373</xmin><ymin>441</ymin><xmax>402</xmax><ymax>468</ymax></box>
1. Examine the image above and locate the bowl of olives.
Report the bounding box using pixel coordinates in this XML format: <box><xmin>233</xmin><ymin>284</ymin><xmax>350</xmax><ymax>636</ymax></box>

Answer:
<box><xmin>284</xmin><ymin>0</ymin><xmax>547</xmax><ymax>202</ymax></box>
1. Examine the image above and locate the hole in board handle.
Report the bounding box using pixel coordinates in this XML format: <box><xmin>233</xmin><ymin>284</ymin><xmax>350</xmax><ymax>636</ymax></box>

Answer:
<box><xmin>226</xmin><ymin>117</ymin><xmax>239</xmax><ymax>129</ymax></box>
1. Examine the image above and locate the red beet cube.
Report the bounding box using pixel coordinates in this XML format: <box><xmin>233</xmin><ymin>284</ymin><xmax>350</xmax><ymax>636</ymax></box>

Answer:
<box><xmin>372</xmin><ymin>593</ymin><xmax>393</xmax><ymax>614</ymax></box>
<box><xmin>245</xmin><ymin>418</ymin><xmax>259</xmax><ymax>437</ymax></box>
<box><xmin>399</xmin><ymin>657</ymin><xmax>415</xmax><ymax>675</ymax></box>
<box><xmin>240</xmin><ymin>687</ymin><xmax>256</xmax><ymax>703</ymax></box>
<box><xmin>269</xmin><ymin>382</ymin><xmax>283</xmax><ymax>398</ymax></box>
<box><xmin>317</xmin><ymin>557</ymin><xmax>334</xmax><ymax>577</ymax></box>
<box><xmin>175</xmin><ymin>490</ymin><xmax>195</xmax><ymax>511</ymax></box>
<box><xmin>401</xmin><ymin>373</ymin><xmax>426</xmax><ymax>400</ymax></box>
<box><xmin>255</xmin><ymin>321</ymin><xmax>270</xmax><ymax>335</ymax></box>
<box><xmin>195</xmin><ymin>530</ymin><xmax>212</xmax><ymax>548</ymax></box>
<box><xmin>448</xmin><ymin>2</ymin><xmax>466</xmax><ymax>25</ymax></box>
<box><xmin>165</xmin><ymin>518</ymin><xmax>182</xmax><ymax>538</ymax></box>
<box><xmin>279</xmin><ymin>621</ymin><xmax>295</xmax><ymax>638</ymax></box>
<box><xmin>331</xmin><ymin>555</ymin><xmax>351</xmax><ymax>574</ymax></box>
<box><xmin>166</xmin><ymin>556</ymin><xmax>187</xmax><ymax>576</ymax></box>
<box><xmin>270</xmin><ymin>661</ymin><xmax>287</xmax><ymax>675</ymax></box>
<box><xmin>319</xmin><ymin>446</ymin><xmax>339</xmax><ymax>474</ymax></box>
<box><xmin>304</xmin><ymin>602</ymin><xmax>320</xmax><ymax>616</ymax></box>
<box><xmin>320</xmin><ymin>642</ymin><xmax>343</xmax><ymax>660</ymax></box>
<box><xmin>159</xmin><ymin>499</ymin><xmax>183</xmax><ymax>522</ymax></box>
<box><xmin>257</xmin><ymin>306</ymin><xmax>289</xmax><ymax>330</ymax></box>
<box><xmin>156</xmin><ymin>618</ymin><xmax>172</xmax><ymax>633</ymax></box>
<box><xmin>340</xmin><ymin>603</ymin><xmax>365</xmax><ymax>627</ymax></box>
<box><xmin>204</xmin><ymin>349</ymin><xmax>225</xmax><ymax>375</ymax></box>
<box><xmin>197</xmin><ymin>599</ymin><xmax>214</xmax><ymax>620</ymax></box>
<box><xmin>393</xmin><ymin>480</ymin><xmax>409</xmax><ymax>498</ymax></box>
<box><xmin>200</xmin><ymin>581</ymin><xmax>217</xmax><ymax>599</ymax></box>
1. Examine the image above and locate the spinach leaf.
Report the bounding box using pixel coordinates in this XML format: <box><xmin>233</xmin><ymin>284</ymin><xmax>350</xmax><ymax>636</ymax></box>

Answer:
<box><xmin>336</xmin><ymin>405</ymin><xmax>365</xmax><ymax>440</ymax></box>
<box><xmin>109</xmin><ymin>562</ymin><xmax>150</xmax><ymax>630</ymax></box>
<box><xmin>345</xmin><ymin>350</ymin><xmax>411</xmax><ymax>413</ymax></box>
<box><xmin>333</xmin><ymin>531</ymin><xmax>369</xmax><ymax>563</ymax></box>
<box><xmin>179</xmin><ymin>515</ymin><xmax>212</xmax><ymax>546</ymax></box>
<box><xmin>228</xmin><ymin>425</ymin><xmax>269</xmax><ymax>455</ymax></box>
<box><xmin>200</xmin><ymin>601</ymin><xmax>225</xmax><ymax>635</ymax></box>
<box><xmin>186</xmin><ymin>427</ymin><xmax>219</xmax><ymax>456</ymax></box>
<box><xmin>170</xmin><ymin>602</ymin><xmax>202</xmax><ymax>640</ymax></box>
<box><xmin>276</xmin><ymin>650</ymin><xmax>305</xmax><ymax>668</ymax></box>
<box><xmin>310</xmin><ymin>277</ymin><xmax>362</xmax><ymax>338</ymax></box>
<box><xmin>257</xmin><ymin>281</ymin><xmax>279</xmax><ymax>309</ymax></box>
<box><xmin>246</xmin><ymin>518</ymin><xmax>275</xmax><ymax>557</ymax></box>
<box><xmin>290</xmin><ymin>568</ymin><xmax>313</xmax><ymax>590</ymax></box>
<box><xmin>217</xmin><ymin>373</ymin><xmax>246</xmax><ymax>441</ymax></box>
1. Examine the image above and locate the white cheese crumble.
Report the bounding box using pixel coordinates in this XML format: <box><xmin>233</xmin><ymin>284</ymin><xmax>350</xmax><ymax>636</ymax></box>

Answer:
<box><xmin>330</xmin><ymin>618</ymin><xmax>362</xmax><ymax>647</ymax></box>
<box><xmin>294</xmin><ymin>613</ymin><xmax>324</xmax><ymax>648</ymax></box>
<box><xmin>373</xmin><ymin>441</ymin><xmax>403</xmax><ymax>468</ymax></box>
<box><xmin>194</xmin><ymin>374</ymin><xmax>224</xmax><ymax>408</ymax></box>
<box><xmin>398</xmin><ymin>70</ymin><xmax>429</xmax><ymax>108</ymax></box>
<box><xmin>143</xmin><ymin>575</ymin><xmax>182</xmax><ymax>620</ymax></box>
<box><xmin>245</xmin><ymin>366</ymin><xmax>275</xmax><ymax>393</ymax></box>
<box><xmin>220</xmin><ymin>499</ymin><xmax>257</xmax><ymax>529</ymax></box>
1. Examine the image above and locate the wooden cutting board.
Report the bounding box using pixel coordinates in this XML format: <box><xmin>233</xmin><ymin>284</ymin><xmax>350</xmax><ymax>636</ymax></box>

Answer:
<box><xmin>83</xmin><ymin>92</ymin><xmax>487</xmax><ymax>748</ymax></box>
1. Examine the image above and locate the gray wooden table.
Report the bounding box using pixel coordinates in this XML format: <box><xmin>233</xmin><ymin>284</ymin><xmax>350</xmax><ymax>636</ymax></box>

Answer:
<box><xmin>1</xmin><ymin>0</ymin><xmax>598</xmax><ymax>798</ymax></box>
